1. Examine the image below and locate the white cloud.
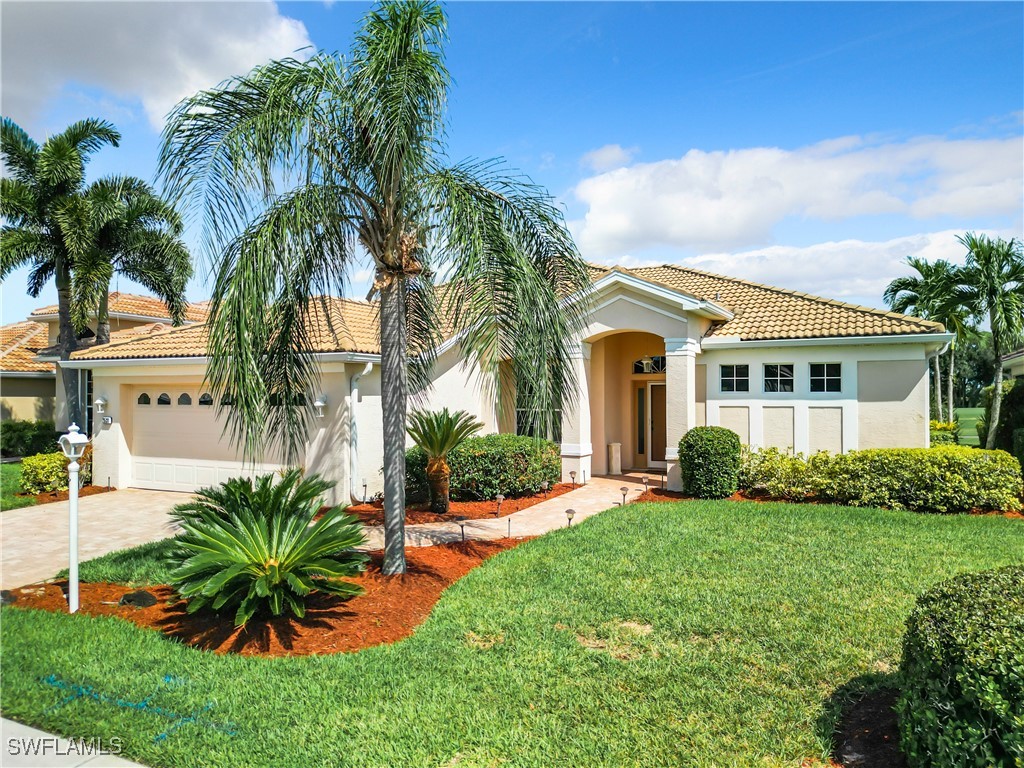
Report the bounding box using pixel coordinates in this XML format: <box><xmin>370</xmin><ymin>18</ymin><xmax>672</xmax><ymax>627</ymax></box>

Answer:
<box><xmin>1</xmin><ymin>2</ymin><xmax>312</xmax><ymax>129</ymax></box>
<box><xmin>580</xmin><ymin>143</ymin><xmax>638</xmax><ymax>173</ymax></box>
<box><xmin>573</xmin><ymin>134</ymin><xmax>1023</xmax><ymax>255</ymax></box>
<box><xmin>597</xmin><ymin>230</ymin><xmax>1020</xmax><ymax>310</ymax></box>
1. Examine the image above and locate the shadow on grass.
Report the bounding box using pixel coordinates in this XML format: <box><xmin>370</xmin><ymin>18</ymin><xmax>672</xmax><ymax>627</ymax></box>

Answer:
<box><xmin>817</xmin><ymin>672</ymin><xmax>906</xmax><ymax>768</ymax></box>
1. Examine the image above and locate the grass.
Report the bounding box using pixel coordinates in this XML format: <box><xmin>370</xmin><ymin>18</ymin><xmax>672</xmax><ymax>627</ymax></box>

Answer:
<box><xmin>3</xmin><ymin>500</ymin><xmax>1023</xmax><ymax>767</ymax></box>
<box><xmin>955</xmin><ymin>407</ymin><xmax>984</xmax><ymax>446</ymax></box>
<box><xmin>0</xmin><ymin>462</ymin><xmax>36</xmax><ymax>510</ymax></box>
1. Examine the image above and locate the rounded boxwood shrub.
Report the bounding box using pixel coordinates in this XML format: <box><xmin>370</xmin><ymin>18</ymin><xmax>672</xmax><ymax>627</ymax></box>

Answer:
<box><xmin>406</xmin><ymin>434</ymin><xmax>560</xmax><ymax>501</ymax></box>
<box><xmin>678</xmin><ymin>426</ymin><xmax>741</xmax><ymax>498</ymax></box>
<box><xmin>20</xmin><ymin>445</ymin><xmax>93</xmax><ymax>494</ymax></box>
<box><xmin>897</xmin><ymin>565</ymin><xmax>1024</xmax><ymax>767</ymax></box>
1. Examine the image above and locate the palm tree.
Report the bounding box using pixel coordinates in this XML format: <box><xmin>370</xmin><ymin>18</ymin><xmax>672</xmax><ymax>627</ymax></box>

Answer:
<box><xmin>158</xmin><ymin>1</ymin><xmax>591</xmax><ymax>575</ymax></box>
<box><xmin>407</xmin><ymin>408</ymin><xmax>482</xmax><ymax>514</ymax></box>
<box><xmin>64</xmin><ymin>176</ymin><xmax>192</xmax><ymax>344</ymax></box>
<box><xmin>884</xmin><ymin>256</ymin><xmax>966</xmax><ymax>421</ymax></box>
<box><xmin>1</xmin><ymin>117</ymin><xmax>121</xmax><ymax>425</ymax></box>
<box><xmin>952</xmin><ymin>233</ymin><xmax>1024</xmax><ymax>449</ymax></box>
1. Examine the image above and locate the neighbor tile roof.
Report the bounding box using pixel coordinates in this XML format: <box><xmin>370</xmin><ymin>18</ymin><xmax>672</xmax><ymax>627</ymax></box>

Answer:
<box><xmin>69</xmin><ymin>263</ymin><xmax>944</xmax><ymax>362</ymax></box>
<box><xmin>625</xmin><ymin>264</ymin><xmax>944</xmax><ymax>340</ymax></box>
<box><xmin>1</xmin><ymin>321</ymin><xmax>55</xmax><ymax>374</ymax></box>
<box><xmin>30</xmin><ymin>292</ymin><xmax>208</xmax><ymax>323</ymax></box>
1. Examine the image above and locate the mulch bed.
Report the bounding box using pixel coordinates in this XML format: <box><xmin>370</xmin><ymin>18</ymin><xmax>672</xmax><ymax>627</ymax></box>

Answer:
<box><xmin>828</xmin><ymin>688</ymin><xmax>906</xmax><ymax>767</ymax></box>
<box><xmin>8</xmin><ymin>538</ymin><xmax>528</xmax><ymax>657</ymax></box>
<box><xmin>346</xmin><ymin>483</ymin><xmax>575</xmax><ymax>525</ymax></box>
<box><xmin>13</xmin><ymin>484</ymin><xmax>114</xmax><ymax>506</ymax></box>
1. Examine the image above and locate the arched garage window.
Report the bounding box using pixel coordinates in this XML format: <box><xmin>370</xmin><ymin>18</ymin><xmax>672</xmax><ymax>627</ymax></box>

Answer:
<box><xmin>177</xmin><ymin>393</ymin><xmax>192</xmax><ymax>406</ymax></box>
<box><xmin>199</xmin><ymin>393</ymin><xmax>214</xmax><ymax>406</ymax></box>
<box><xmin>157</xmin><ymin>393</ymin><xmax>171</xmax><ymax>406</ymax></box>
<box><xmin>137</xmin><ymin>392</ymin><xmax>151</xmax><ymax>405</ymax></box>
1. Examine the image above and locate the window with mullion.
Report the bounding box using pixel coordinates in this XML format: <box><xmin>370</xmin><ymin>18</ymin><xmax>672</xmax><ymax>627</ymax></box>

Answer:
<box><xmin>810</xmin><ymin>363</ymin><xmax>842</xmax><ymax>392</ymax></box>
<box><xmin>720</xmin><ymin>364</ymin><xmax>749</xmax><ymax>393</ymax></box>
<box><xmin>763</xmin><ymin>364</ymin><xmax>794</xmax><ymax>393</ymax></box>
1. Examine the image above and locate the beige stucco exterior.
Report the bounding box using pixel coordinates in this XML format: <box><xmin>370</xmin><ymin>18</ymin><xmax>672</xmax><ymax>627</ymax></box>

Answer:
<box><xmin>0</xmin><ymin>375</ymin><xmax>55</xmax><ymax>422</ymax></box>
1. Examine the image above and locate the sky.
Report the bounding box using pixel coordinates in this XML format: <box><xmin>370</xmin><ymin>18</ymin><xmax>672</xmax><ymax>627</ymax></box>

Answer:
<box><xmin>2</xmin><ymin>1</ymin><xmax>1022</xmax><ymax>325</ymax></box>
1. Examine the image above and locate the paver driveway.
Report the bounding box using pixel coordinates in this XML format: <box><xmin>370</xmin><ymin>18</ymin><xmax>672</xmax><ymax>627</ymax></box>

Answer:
<box><xmin>0</xmin><ymin>490</ymin><xmax>188</xmax><ymax>589</ymax></box>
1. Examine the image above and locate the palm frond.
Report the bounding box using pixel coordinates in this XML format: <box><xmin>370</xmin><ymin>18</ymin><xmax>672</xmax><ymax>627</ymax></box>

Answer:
<box><xmin>0</xmin><ymin>117</ymin><xmax>39</xmax><ymax>183</ymax></box>
<box><xmin>407</xmin><ymin>407</ymin><xmax>482</xmax><ymax>457</ymax></box>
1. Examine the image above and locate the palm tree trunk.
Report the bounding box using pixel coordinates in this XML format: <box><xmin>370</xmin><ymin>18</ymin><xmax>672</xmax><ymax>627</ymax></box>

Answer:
<box><xmin>425</xmin><ymin>457</ymin><xmax>451</xmax><ymax>514</ymax></box>
<box><xmin>986</xmin><ymin>324</ymin><xmax>1004</xmax><ymax>450</ymax></box>
<box><xmin>379</xmin><ymin>275</ymin><xmax>408</xmax><ymax>575</ymax></box>
<box><xmin>56</xmin><ymin>258</ymin><xmax>82</xmax><ymax>427</ymax></box>
<box><xmin>946</xmin><ymin>346</ymin><xmax>955</xmax><ymax>425</ymax></box>
<box><xmin>96</xmin><ymin>288</ymin><xmax>111</xmax><ymax>345</ymax></box>
<box><xmin>932</xmin><ymin>355</ymin><xmax>942</xmax><ymax>421</ymax></box>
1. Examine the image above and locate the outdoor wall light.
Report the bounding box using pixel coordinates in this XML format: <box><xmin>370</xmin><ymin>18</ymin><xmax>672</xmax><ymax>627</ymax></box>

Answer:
<box><xmin>93</xmin><ymin>396</ymin><xmax>108</xmax><ymax>415</ymax></box>
<box><xmin>569</xmin><ymin>470</ymin><xmax>577</xmax><ymax>488</ymax></box>
<box><xmin>620</xmin><ymin>486</ymin><xmax>629</xmax><ymax>506</ymax></box>
<box><xmin>495</xmin><ymin>493</ymin><xmax>504</xmax><ymax>517</ymax></box>
<box><xmin>565</xmin><ymin>508</ymin><xmax>576</xmax><ymax>527</ymax></box>
<box><xmin>313</xmin><ymin>394</ymin><xmax>327</xmax><ymax>418</ymax></box>
<box><xmin>640</xmin><ymin>355</ymin><xmax>654</xmax><ymax>374</ymax></box>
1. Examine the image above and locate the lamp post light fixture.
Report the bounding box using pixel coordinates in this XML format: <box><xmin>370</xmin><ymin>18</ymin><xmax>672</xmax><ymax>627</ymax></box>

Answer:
<box><xmin>640</xmin><ymin>355</ymin><xmax>654</xmax><ymax>374</ymax></box>
<box><xmin>565</xmin><ymin>508</ymin><xmax>576</xmax><ymax>527</ymax></box>
<box><xmin>620</xmin><ymin>486</ymin><xmax>629</xmax><ymax>506</ymax></box>
<box><xmin>569</xmin><ymin>470</ymin><xmax>576</xmax><ymax>488</ymax></box>
<box><xmin>362</xmin><ymin>479</ymin><xmax>367</xmax><ymax>504</ymax></box>
<box><xmin>93</xmin><ymin>396</ymin><xmax>107</xmax><ymax>415</ymax></box>
<box><xmin>495</xmin><ymin>493</ymin><xmax>504</xmax><ymax>517</ymax></box>
<box><xmin>313</xmin><ymin>394</ymin><xmax>327</xmax><ymax>418</ymax></box>
<box><xmin>58</xmin><ymin>423</ymin><xmax>89</xmax><ymax>614</ymax></box>
<box><xmin>457</xmin><ymin>519</ymin><xmax>467</xmax><ymax>542</ymax></box>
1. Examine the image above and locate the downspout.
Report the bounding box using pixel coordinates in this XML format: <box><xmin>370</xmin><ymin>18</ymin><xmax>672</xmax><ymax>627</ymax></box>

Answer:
<box><xmin>349</xmin><ymin>362</ymin><xmax>374</xmax><ymax>503</ymax></box>
<box><xmin>925</xmin><ymin>340</ymin><xmax>952</xmax><ymax>446</ymax></box>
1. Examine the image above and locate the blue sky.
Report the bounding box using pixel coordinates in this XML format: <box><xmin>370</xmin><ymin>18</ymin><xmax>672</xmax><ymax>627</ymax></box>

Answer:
<box><xmin>2</xmin><ymin>1</ymin><xmax>1022</xmax><ymax>324</ymax></box>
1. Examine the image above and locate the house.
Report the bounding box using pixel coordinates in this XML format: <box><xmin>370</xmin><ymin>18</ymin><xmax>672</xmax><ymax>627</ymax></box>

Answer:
<box><xmin>58</xmin><ymin>264</ymin><xmax>951</xmax><ymax>501</ymax></box>
<box><xmin>4</xmin><ymin>293</ymin><xmax>208</xmax><ymax>431</ymax></box>
<box><xmin>1003</xmin><ymin>348</ymin><xmax>1024</xmax><ymax>381</ymax></box>
<box><xmin>0</xmin><ymin>321</ymin><xmax>56</xmax><ymax>422</ymax></box>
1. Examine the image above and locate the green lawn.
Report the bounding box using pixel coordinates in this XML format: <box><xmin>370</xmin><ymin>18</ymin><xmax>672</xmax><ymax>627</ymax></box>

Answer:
<box><xmin>3</xmin><ymin>500</ymin><xmax>1023</xmax><ymax>767</ymax></box>
<box><xmin>0</xmin><ymin>462</ymin><xmax>35</xmax><ymax>510</ymax></box>
<box><xmin>955</xmin><ymin>407</ymin><xmax>984</xmax><ymax>446</ymax></box>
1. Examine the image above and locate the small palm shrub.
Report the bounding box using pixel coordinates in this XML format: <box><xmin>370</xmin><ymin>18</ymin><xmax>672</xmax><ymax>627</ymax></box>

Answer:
<box><xmin>169</xmin><ymin>471</ymin><xmax>367</xmax><ymax>627</ymax></box>
<box><xmin>678</xmin><ymin>427</ymin><xmax>741</xmax><ymax>498</ymax></box>
<box><xmin>406</xmin><ymin>408</ymin><xmax>483</xmax><ymax>513</ymax></box>
<box><xmin>897</xmin><ymin>565</ymin><xmax>1024</xmax><ymax>767</ymax></box>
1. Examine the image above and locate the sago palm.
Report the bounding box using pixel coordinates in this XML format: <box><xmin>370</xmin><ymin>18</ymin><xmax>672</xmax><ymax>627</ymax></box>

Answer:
<box><xmin>158</xmin><ymin>1</ymin><xmax>591</xmax><ymax>574</ymax></box>
<box><xmin>407</xmin><ymin>408</ymin><xmax>482</xmax><ymax>514</ymax></box>
<box><xmin>64</xmin><ymin>176</ymin><xmax>192</xmax><ymax>344</ymax></box>
<box><xmin>952</xmin><ymin>233</ymin><xmax>1024</xmax><ymax>449</ymax></box>
<box><xmin>1</xmin><ymin>117</ymin><xmax>120</xmax><ymax>424</ymax></box>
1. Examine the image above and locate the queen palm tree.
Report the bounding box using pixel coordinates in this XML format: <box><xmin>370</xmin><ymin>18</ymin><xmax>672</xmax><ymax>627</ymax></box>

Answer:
<box><xmin>407</xmin><ymin>408</ymin><xmax>483</xmax><ymax>514</ymax></box>
<box><xmin>952</xmin><ymin>233</ymin><xmax>1024</xmax><ymax>449</ymax></box>
<box><xmin>158</xmin><ymin>1</ymin><xmax>591</xmax><ymax>575</ymax></box>
<box><xmin>1</xmin><ymin>117</ymin><xmax>121</xmax><ymax>426</ymax></box>
<box><xmin>884</xmin><ymin>256</ymin><xmax>966</xmax><ymax>422</ymax></box>
<box><xmin>64</xmin><ymin>176</ymin><xmax>192</xmax><ymax>344</ymax></box>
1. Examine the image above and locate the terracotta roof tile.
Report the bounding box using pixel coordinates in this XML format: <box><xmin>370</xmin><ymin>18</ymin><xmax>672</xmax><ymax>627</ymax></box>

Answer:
<box><xmin>0</xmin><ymin>321</ymin><xmax>55</xmax><ymax>374</ymax></box>
<box><xmin>30</xmin><ymin>292</ymin><xmax>208</xmax><ymax>323</ymax></box>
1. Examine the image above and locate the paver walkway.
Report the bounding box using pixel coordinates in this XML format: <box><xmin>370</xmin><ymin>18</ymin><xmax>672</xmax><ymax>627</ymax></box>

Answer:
<box><xmin>0</xmin><ymin>489</ymin><xmax>187</xmax><ymax>589</ymax></box>
<box><xmin>360</xmin><ymin>475</ymin><xmax>648</xmax><ymax>549</ymax></box>
<box><xmin>1</xmin><ymin>718</ymin><xmax>145</xmax><ymax>767</ymax></box>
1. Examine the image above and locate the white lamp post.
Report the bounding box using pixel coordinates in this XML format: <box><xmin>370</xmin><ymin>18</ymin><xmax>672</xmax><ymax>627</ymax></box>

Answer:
<box><xmin>58</xmin><ymin>423</ymin><xmax>89</xmax><ymax>613</ymax></box>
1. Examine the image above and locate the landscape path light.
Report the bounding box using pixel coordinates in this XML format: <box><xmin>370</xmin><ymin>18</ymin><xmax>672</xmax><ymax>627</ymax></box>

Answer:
<box><xmin>569</xmin><ymin>470</ymin><xmax>576</xmax><ymax>488</ymax></box>
<box><xmin>565</xmin><ymin>508</ymin><xmax>576</xmax><ymax>527</ymax></box>
<box><xmin>495</xmin><ymin>493</ymin><xmax>504</xmax><ymax>517</ymax></box>
<box><xmin>58</xmin><ymin>423</ymin><xmax>89</xmax><ymax>614</ymax></box>
<box><xmin>540</xmin><ymin>480</ymin><xmax>549</xmax><ymax>497</ymax></box>
<box><xmin>642</xmin><ymin>475</ymin><xmax>649</xmax><ymax>493</ymax></box>
<box><xmin>620</xmin><ymin>486</ymin><xmax>629</xmax><ymax>506</ymax></box>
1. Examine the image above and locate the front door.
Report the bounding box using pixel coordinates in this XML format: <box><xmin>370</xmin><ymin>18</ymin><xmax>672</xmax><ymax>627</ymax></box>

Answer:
<box><xmin>649</xmin><ymin>383</ymin><xmax>667</xmax><ymax>467</ymax></box>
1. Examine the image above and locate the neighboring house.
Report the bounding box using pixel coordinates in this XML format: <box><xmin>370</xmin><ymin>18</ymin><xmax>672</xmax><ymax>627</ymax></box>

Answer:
<box><xmin>0</xmin><ymin>321</ymin><xmax>56</xmax><ymax>422</ymax></box>
<box><xmin>61</xmin><ymin>264</ymin><xmax>951</xmax><ymax>501</ymax></box>
<box><xmin>26</xmin><ymin>292</ymin><xmax>208</xmax><ymax>432</ymax></box>
<box><xmin>1003</xmin><ymin>348</ymin><xmax>1024</xmax><ymax>381</ymax></box>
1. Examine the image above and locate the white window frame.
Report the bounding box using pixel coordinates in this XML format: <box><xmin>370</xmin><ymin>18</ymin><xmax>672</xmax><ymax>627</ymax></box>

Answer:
<box><xmin>720</xmin><ymin>364</ymin><xmax>750</xmax><ymax>393</ymax></box>
<box><xmin>762</xmin><ymin>363</ymin><xmax>795</xmax><ymax>393</ymax></box>
<box><xmin>809</xmin><ymin>362</ymin><xmax>842</xmax><ymax>393</ymax></box>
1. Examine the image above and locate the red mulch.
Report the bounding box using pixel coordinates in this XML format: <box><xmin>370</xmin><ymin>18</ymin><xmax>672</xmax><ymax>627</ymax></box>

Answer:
<box><xmin>345</xmin><ymin>483</ymin><xmax>576</xmax><ymax>525</ymax></box>
<box><xmin>8</xmin><ymin>538</ymin><xmax>528</xmax><ymax>657</ymax></box>
<box><xmin>14</xmin><ymin>485</ymin><xmax>114</xmax><ymax>506</ymax></box>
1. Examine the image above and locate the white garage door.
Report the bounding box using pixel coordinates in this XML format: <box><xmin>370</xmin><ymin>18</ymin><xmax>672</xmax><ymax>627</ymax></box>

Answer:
<box><xmin>131</xmin><ymin>386</ymin><xmax>283</xmax><ymax>492</ymax></box>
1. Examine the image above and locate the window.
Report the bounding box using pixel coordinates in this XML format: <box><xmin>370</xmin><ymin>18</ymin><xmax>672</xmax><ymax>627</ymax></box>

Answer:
<box><xmin>720</xmin><ymin>364</ymin><xmax>749</xmax><ymax>392</ymax></box>
<box><xmin>177</xmin><ymin>393</ymin><xmax>192</xmax><ymax>406</ymax></box>
<box><xmin>636</xmin><ymin>387</ymin><xmax>646</xmax><ymax>454</ymax></box>
<box><xmin>157</xmin><ymin>393</ymin><xmax>171</xmax><ymax>406</ymax></box>
<box><xmin>220</xmin><ymin>394</ymin><xmax>234</xmax><ymax>406</ymax></box>
<box><xmin>83</xmin><ymin>370</ymin><xmax>94</xmax><ymax>435</ymax></box>
<box><xmin>137</xmin><ymin>392</ymin><xmax>151</xmax><ymax>406</ymax></box>
<box><xmin>763</xmin><ymin>364</ymin><xmax>795</xmax><ymax>393</ymax></box>
<box><xmin>810</xmin><ymin>363</ymin><xmax>842</xmax><ymax>393</ymax></box>
<box><xmin>632</xmin><ymin>355</ymin><xmax>667</xmax><ymax>374</ymax></box>
<box><xmin>199</xmin><ymin>393</ymin><xmax>214</xmax><ymax>406</ymax></box>
<box><xmin>514</xmin><ymin>382</ymin><xmax>562</xmax><ymax>442</ymax></box>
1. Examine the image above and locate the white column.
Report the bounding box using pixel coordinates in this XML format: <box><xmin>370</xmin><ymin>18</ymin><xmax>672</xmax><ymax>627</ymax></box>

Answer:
<box><xmin>664</xmin><ymin>337</ymin><xmax>698</xmax><ymax>491</ymax></box>
<box><xmin>560</xmin><ymin>340</ymin><xmax>593</xmax><ymax>482</ymax></box>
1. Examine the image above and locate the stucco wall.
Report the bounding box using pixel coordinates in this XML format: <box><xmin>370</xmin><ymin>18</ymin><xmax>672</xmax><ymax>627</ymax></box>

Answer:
<box><xmin>808</xmin><ymin>407</ymin><xmax>843</xmax><ymax>454</ymax></box>
<box><xmin>857</xmin><ymin>360</ymin><xmax>929</xmax><ymax>449</ymax></box>
<box><xmin>0</xmin><ymin>376</ymin><xmax>55</xmax><ymax>422</ymax></box>
<box><xmin>763</xmin><ymin>406</ymin><xmax>795</xmax><ymax>452</ymax></box>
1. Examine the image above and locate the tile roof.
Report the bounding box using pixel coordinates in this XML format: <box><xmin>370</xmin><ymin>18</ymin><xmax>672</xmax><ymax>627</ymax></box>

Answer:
<box><xmin>68</xmin><ymin>263</ymin><xmax>944</xmax><ymax>362</ymax></box>
<box><xmin>30</xmin><ymin>292</ymin><xmax>208</xmax><ymax>323</ymax></box>
<box><xmin>626</xmin><ymin>264</ymin><xmax>944</xmax><ymax>340</ymax></box>
<box><xmin>1</xmin><ymin>322</ymin><xmax>55</xmax><ymax>374</ymax></box>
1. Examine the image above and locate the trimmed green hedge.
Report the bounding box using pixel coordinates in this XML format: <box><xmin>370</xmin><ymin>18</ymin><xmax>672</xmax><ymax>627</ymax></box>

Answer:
<box><xmin>406</xmin><ymin>434</ymin><xmax>560</xmax><ymax>501</ymax></box>
<box><xmin>897</xmin><ymin>566</ymin><xmax>1024</xmax><ymax>767</ymax></box>
<box><xmin>738</xmin><ymin>445</ymin><xmax>1022</xmax><ymax>513</ymax></box>
<box><xmin>0</xmin><ymin>420</ymin><xmax>57</xmax><ymax>458</ymax></box>
<box><xmin>20</xmin><ymin>446</ymin><xmax>93</xmax><ymax>494</ymax></box>
<box><xmin>678</xmin><ymin>426</ymin><xmax>741</xmax><ymax>499</ymax></box>
<box><xmin>929</xmin><ymin>420</ymin><xmax>958</xmax><ymax>446</ymax></box>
